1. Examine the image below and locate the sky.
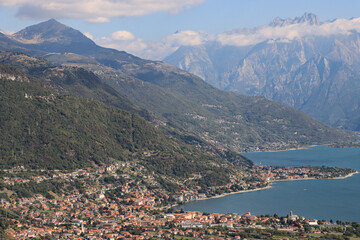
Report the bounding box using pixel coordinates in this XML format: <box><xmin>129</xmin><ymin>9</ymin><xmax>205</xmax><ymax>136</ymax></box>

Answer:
<box><xmin>1</xmin><ymin>0</ymin><xmax>360</xmax><ymax>59</ymax></box>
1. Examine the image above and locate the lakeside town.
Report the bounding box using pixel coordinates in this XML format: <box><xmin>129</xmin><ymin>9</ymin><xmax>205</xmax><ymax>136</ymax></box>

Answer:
<box><xmin>0</xmin><ymin>161</ymin><xmax>358</xmax><ymax>239</ymax></box>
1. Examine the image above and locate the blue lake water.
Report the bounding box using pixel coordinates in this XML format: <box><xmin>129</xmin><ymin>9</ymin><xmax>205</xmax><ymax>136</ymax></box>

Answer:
<box><xmin>176</xmin><ymin>146</ymin><xmax>360</xmax><ymax>222</ymax></box>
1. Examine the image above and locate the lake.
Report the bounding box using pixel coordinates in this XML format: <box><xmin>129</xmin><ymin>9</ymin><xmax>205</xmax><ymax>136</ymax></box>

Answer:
<box><xmin>176</xmin><ymin>146</ymin><xmax>360</xmax><ymax>222</ymax></box>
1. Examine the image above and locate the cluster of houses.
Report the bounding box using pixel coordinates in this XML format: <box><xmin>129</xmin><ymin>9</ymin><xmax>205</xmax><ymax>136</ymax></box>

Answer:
<box><xmin>0</xmin><ymin>161</ymin><xmax>353</xmax><ymax>239</ymax></box>
<box><xmin>1</xmin><ymin>190</ymin><xmax>323</xmax><ymax>240</ymax></box>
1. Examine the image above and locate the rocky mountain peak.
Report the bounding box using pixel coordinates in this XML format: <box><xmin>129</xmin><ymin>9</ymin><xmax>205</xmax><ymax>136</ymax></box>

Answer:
<box><xmin>11</xmin><ymin>19</ymin><xmax>93</xmax><ymax>45</ymax></box>
<box><xmin>269</xmin><ymin>13</ymin><xmax>320</xmax><ymax>27</ymax></box>
<box><xmin>294</xmin><ymin>12</ymin><xmax>320</xmax><ymax>25</ymax></box>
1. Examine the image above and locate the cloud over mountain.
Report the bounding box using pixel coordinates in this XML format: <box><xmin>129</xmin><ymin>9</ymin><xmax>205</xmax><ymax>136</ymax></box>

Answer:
<box><xmin>92</xmin><ymin>14</ymin><xmax>360</xmax><ymax>60</ymax></box>
<box><xmin>163</xmin><ymin>13</ymin><xmax>360</xmax><ymax>131</ymax></box>
<box><xmin>96</xmin><ymin>30</ymin><xmax>208</xmax><ymax>60</ymax></box>
<box><xmin>217</xmin><ymin>17</ymin><xmax>360</xmax><ymax>47</ymax></box>
<box><xmin>0</xmin><ymin>0</ymin><xmax>204</xmax><ymax>23</ymax></box>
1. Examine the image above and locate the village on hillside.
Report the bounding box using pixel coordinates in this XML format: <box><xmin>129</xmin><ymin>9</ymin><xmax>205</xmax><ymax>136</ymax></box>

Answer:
<box><xmin>0</xmin><ymin>162</ymin><xmax>358</xmax><ymax>239</ymax></box>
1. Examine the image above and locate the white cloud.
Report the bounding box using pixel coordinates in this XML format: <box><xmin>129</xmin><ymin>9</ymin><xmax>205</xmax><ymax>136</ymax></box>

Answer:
<box><xmin>0</xmin><ymin>0</ymin><xmax>205</xmax><ymax>22</ymax></box>
<box><xmin>83</xmin><ymin>32</ymin><xmax>94</xmax><ymax>40</ymax></box>
<box><xmin>165</xmin><ymin>30</ymin><xmax>208</xmax><ymax>46</ymax></box>
<box><xmin>96</xmin><ymin>32</ymin><xmax>148</xmax><ymax>58</ymax></box>
<box><xmin>95</xmin><ymin>30</ymin><xmax>209</xmax><ymax>60</ymax></box>
<box><xmin>111</xmin><ymin>31</ymin><xmax>136</xmax><ymax>41</ymax></box>
<box><xmin>86</xmin><ymin>17</ymin><xmax>110</xmax><ymax>23</ymax></box>
<box><xmin>217</xmin><ymin>18</ymin><xmax>360</xmax><ymax>47</ymax></box>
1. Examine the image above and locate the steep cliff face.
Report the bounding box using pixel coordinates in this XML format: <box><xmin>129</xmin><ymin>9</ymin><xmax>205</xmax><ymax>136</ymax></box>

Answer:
<box><xmin>164</xmin><ymin>14</ymin><xmax>360</xmax><ymax>131</ymax></box>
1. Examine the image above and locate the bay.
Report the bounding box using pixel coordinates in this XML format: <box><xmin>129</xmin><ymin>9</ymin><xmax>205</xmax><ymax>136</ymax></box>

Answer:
<box><xmin>176</xmin><ymin>146</ymin><xmax>360</xmax><ymax>222</ymax></box>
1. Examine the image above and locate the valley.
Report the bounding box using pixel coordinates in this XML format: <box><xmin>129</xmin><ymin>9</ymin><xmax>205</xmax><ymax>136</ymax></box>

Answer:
<box><xmin>0</xmin><ymin>14</ymin><xmax>360</xmax><ymax>240</ymax></box>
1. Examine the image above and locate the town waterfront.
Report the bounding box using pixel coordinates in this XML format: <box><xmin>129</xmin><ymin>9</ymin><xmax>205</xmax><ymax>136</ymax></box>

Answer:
<box><xmin>176</xmin><ymin>146</ymin><xmax>360</xmax><ymax>222</ymax></box>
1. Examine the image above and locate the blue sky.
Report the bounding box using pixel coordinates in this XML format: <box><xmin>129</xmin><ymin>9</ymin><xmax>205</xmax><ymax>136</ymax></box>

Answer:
<box><xmin>1</xmin><ymin>0</ymin><xmax>360</xmax><ymax>59</ymax></box>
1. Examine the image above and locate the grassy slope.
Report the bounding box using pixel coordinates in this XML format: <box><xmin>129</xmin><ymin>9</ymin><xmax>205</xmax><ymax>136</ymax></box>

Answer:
<box><xmin>0</xmin><ymin>66</ymin><xmax>248</xmax><ymax>189</ymax></box>
<box><xmin>91</xmin><ymin>58</ymin><xmax>359</xmax><ymax>151</ymax></box>
<box><xmin>0</xmin><ymin>51</ymin><xmax>150</xmax><ymax>120</ymax></box>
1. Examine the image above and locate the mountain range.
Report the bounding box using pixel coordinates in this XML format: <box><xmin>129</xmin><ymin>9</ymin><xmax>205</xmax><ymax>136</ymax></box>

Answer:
<box><xmin>164</xmin><ymin>13</ymin><xmax>360</xmax><ymax>131</ymax></box>
<box><xmin>2</xmin><ymin>61</ymin><xmax>255</xmax><ymax>191</ymax></box>
<box><xmin>0</xmin><ymin>18</ymin><xmax>358</xmax><ymax>155</ymax></box>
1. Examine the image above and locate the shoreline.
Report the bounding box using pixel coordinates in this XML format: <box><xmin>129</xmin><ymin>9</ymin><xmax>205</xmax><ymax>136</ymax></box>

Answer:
<box><xmin>263</xmin><ymin>144</ymin><xmax>319</xmax><ymax>153</ymax></box>
<box><xmin>171</xmin><ymin>186</ymin><xmax>273</xmax><ymax>208</ymax></box>
<box><xmin>243</xmin><ymin>144</ymin><xmax>360</xmax><ymax>154</ymax></box>
<box><xmin>273</xmin><ymin>171</ymin><xmax>358</xmax><ymax>182</ymax></box>
<box><xmin>330</xmin><ymin>170</ymin><xmax>358</xmax><ymax>179</ymax></box>
<box><xmin>196</xmin><ymin>185</ymin><xmax>273</xmax><ymax>201</ymax></box>
<box><xmin>242</xmin><ymin>144</ymin><xmax>321</xmax><ymax>154</ymax></box>
<box><xmin>175</xmin><ymin>171</ymin><xmax>358</xmax><ymax>207</ymax></box>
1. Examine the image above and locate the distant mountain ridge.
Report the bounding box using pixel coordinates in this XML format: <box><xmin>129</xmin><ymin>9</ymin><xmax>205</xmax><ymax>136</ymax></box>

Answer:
<box><xmin>0</xmin><ymin>19</ymin><xmax>358</xmax><ymax>152</ymax></box>
<box><xmin>164</xmin><ymin>13</ymin><xmax>360</xmax><ymax>131</ymax></box>
<box><xmin>269</xmin><ymin>12</ymin><xmax>320</xmax><ymax>26</ymax></box>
